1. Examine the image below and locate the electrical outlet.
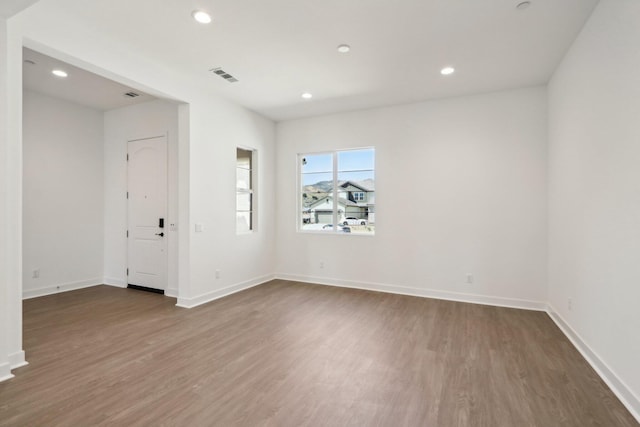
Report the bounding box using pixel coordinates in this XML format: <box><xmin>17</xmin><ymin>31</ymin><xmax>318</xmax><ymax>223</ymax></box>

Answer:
<box><xmin>215</xmin><ymin>269</ymin><xmax>221</xmax><ymax>279</ymax></box>
<box><xmin>568</xmin><ymin>298</ymin><xmax>573</xmax><ymax>311</ymax></box>
<box><xmin>466</xmin><ymin>273</ymin><xmax>473</xmax><ymax>284</ymax></box>
<box><xmin>32</xmin><ymin>269</ymin><xmax>40</xmax><ymax>279</ymax></box>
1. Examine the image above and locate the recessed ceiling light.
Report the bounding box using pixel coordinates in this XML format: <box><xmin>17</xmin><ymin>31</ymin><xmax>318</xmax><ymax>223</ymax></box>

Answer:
<box><xmin>301</xmin><ymin>92</ymin><xmax>313</xmax><ymax>100</ymax></box>
<box><xmin>52</xmin><ymin>69</ymin><xmax>68</xmax><ymax>78</ymax></box>
<box><xmin>337</xmin><ymin>44</ymin><xmax>351</xmax><ymax>53</ymax></box>
<box><xmin>516</xmin><ymin>1</ymin><xmax>531</xmax><ymax>10</ymax></box>
<box><xmin>440</xmin><ymin>66</ymin><xmax>455</xmax><ymax>76</ymax></box>
<box><xmin>192</xmin><ymin>10</ymin><xmax>212</xmax><ymax>24</ymax></box>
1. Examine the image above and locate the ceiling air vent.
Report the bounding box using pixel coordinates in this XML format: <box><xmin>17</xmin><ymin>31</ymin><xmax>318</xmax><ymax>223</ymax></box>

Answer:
<box><xmin>124</xmin><ymin>91</ymin><xmax>141</xmax><ymax>98</ymax></box>
<box><xmin>210</xmin><ymin>67</ymin><xmax>238</xmax><ymax>83</ymax></box>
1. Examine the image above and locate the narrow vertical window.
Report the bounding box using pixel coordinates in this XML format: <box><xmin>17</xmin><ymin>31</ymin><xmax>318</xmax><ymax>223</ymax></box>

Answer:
<box><xmin>236</xmin><ymin>148</ymin><xmax>255</xmax><ymax>233</ymax></box>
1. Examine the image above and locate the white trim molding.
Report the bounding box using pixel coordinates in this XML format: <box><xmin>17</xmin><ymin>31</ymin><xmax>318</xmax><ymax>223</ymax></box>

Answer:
<box><xmin>9</xmin><ymin>350</ymin><xmax>27</xmax><ymax>370</ymax></box>
<box><xmin>165</xmin><ymin>287</ymin><xmax>179</xmax><ymax>298</ymax></box>
<box><xmin>102</xmin><ymin>277</ymin><xmax>127</xmax><ymax>288</ymax></box>
<box><xmin>0</xmin><ymin>363</ymin><xmax>14</xmax><ymax>383</ymax></box>
<box><xmin>547</xmin><ymin>306</ymin><xmax>640</xmax><ymax>422</ymax></box>
<box><xmin>176</xmin><ymin>274</ymin><xmax>275</xmax><ymax>309</ymax></box>
<box><xmin>275</xmin><ymin>274</ymin><xmax>547</xmax><ymax>311</ymax></box>
<box><xmin>22</xmin><ymin>278</ymin><xmax>103</xmax><ymax>299</ymax></box>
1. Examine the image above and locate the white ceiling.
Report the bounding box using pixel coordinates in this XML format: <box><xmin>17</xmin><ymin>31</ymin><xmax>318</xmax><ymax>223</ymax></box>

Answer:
<box><xmin>23</xmin><ymin>48</ymin><xmax>155</xmax><ymax>111</ymax></box>
<box><xmin>17</xmin><ymin>0</ymin><xmax>599</xmax><ymax>121</ymax></box>
<box><xmin>0</xmin><ymin>0</ymin><xmax>39</xmax><ymax>18</ymax></box>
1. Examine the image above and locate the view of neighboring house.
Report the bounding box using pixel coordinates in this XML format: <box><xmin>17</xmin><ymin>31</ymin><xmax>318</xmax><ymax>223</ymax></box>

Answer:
<box><xmin>303</xmin><ymin>180</ymin><xmax>375</xmax><ymax>225</ymax></box>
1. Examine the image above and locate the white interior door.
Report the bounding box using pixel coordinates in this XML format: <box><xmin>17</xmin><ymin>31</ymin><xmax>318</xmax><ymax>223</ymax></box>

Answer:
<box><xmin>127</xmin><ymin>135</ymin><xmax>167</xmax><ymax>290</ymax></box>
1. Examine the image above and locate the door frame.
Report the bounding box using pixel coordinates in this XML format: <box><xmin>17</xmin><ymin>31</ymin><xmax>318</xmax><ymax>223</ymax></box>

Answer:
<box><xmin>126</xmin><ymin>134</ymin><xmax>169</xmax><ymax>291</ymax></box>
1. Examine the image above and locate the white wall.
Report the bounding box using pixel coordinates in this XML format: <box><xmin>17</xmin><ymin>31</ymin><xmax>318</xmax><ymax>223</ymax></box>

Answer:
<box><xmin>9</xmin><ymin>2</ymin><xmax>277</xmax><ymax>312</ymax></box>
<box><xmin>186</xmin><ymin>97</ymin><xmax>277</xmax><ymax>306</ymax></box>
<box><xmin>548</xmin><ymin>0</ymin><xmax>640</xmax><ymax>415</ymax></box>
<box><xmin>0</xmin><ymin>17</ymin><xmax>13</xmax><ymax>381</ymax></box>
<box><xmin>276</xmin><ymin>86</ymin><xmax>548</xmax><ymax>308</ymax></box>
<box><xmin>2</xmin><ymin>16</ymin><xmax>26</xmax><ymax>374</ymax></box>
<box><xmin>22</xmin><ymin>90</ymin><xmax>104</xmax><ymax>298</ymax></box>
<box><xmin>103</xmin><ymin>100</ymin><xmax>180</xmax><ymax>294</ymax></box>
<box><xmin>1</xmin><ymin>3</ymin><xmax>638</xmax><ymax>417</ymax></box>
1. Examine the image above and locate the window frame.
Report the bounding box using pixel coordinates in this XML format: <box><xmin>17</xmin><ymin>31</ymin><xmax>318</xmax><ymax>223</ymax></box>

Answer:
<box><xmin>236</xmin><ymin>147</ymin><xmax>257</xmax><ymax>234</ymax></box>
<box><xmin>297</xmin><ymin>147</ymin><xmax>375</xmax><ymax>235</ymax></box>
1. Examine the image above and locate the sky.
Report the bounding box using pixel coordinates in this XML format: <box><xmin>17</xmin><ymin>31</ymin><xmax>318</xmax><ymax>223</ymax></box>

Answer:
<box><xmin>301</xmin><ymin>148</ymin><xmax>375</xmax><ymax>186</ymax></box>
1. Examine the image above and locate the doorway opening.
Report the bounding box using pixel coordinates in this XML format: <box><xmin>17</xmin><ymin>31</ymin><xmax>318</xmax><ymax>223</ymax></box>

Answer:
<box><xmin>22</xmin><ymin>46</ymin><xmax>184</xmax><ymax>301</ymax></box>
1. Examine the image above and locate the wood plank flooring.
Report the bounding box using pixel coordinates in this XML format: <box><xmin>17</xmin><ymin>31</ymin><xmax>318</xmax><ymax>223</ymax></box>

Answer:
<box><xmin>0</xmin><ymin>280</ymin><xmax>637</xmax><ymax>426</ymax></box>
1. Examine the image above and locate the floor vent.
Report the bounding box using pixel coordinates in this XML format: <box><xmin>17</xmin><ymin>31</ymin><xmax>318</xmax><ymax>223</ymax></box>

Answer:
<box><xmin>210</xmin><ymin>67</ymin><xmax>239</xmax><ymax>83</ymax></box>
<box><xmin>127</xmin><ymin>284</ymin><xmax>165</xmax><ymax>295</ymax></box>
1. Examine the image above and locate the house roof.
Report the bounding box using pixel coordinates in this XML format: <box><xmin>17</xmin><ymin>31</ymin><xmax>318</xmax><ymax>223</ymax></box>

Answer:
<box><xmin>339</xmin><ymin>180</ymin><xmax>375</xmax><ymax>192</ymax></box>
<box><xmin>340</xmin><ymin>197</ymin><xmax>360</xmax><ymax>207</ymax></box>
<box><xmin>308</xmin><ymin>195</ymin><xmax>359</xmax><ymax>210</ymax></box>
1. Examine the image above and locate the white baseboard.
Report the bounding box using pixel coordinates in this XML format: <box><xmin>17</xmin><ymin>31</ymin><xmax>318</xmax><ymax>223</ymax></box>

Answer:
<box><xmin>177</xmin><ymin>274</ymin><xmax>275</xmax><ymax>309</ymax></box>
<box><xmin>22</xmin><ymin>278</ymin><xmax>103</xmax><ymax>299</ymax></box>
<box><xmin>165</xmin><ymin>287</ymin><xmax>179</xmax><ymax>298</ymax></box>
<box><xmin>9</xmin><ymin>350</ymin><xmax>28</xmax><ymax>370</ymax></box>
<box><xmin>275</xmin><ymin>274</ymin><xmax>547</xmax><ymax>311</ymax></box>
<box><xmin>547</xmin><ymin>306</ymin><xmax>640</xmax><ymax>423</ymax></box>
<box><xmin>102</xmin><ymin>277</ymin><xmax>127</xmax><ymax>288</ymax></box>
<box><xmin>0</xmin><ymin>362</ymin><xmax>14</xmax><ymax>383</ymax></box>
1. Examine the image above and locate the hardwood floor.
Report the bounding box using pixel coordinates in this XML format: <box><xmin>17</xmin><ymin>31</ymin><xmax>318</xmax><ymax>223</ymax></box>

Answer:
<box><xmin>0</xmin><ymin>280</ymin><xmax>636</xmax><ymax>426</ymax></box>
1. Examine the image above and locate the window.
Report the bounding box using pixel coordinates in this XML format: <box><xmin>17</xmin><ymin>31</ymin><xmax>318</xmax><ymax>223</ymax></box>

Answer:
<box><xmin>299</xmin><ymin>148</ymin><xmax>375</xmax><ymax>235</ymax></box>
<box><xmin>236</xmin><ymin>148</ymin><xmax>255</xmax><ymax>233</ymax></box>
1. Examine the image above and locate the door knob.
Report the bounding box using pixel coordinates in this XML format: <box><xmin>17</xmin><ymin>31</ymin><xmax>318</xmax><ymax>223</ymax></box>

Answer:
<box><xmin>155</xmin><ymin>232</ymin><xmax>164</xmax><ymax>237</ymax></box>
